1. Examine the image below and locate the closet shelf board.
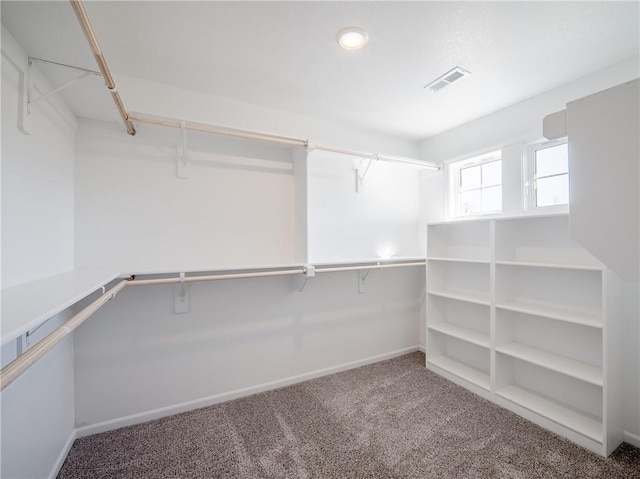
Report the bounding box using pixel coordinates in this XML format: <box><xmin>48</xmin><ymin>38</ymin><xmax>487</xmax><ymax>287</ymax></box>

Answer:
<box><xmin>494</xmin><ymin>260</ymin><xmax>602</xmax><ymax>271</ymax></box>
<box><xmin>495</xmin><ymin>302</ymin><xmax>602</xmax><ymax>328</ymax></box>
<box><xmin>496</xmin><ymin>343</ymin><xmax>603</xmax><ymax>386</ymax></box>
<box><xmin>428</xmin><ymin>355</ymin><xmax>490</xmax><ymax>391</ymax></box>
<box><xmin>427</xmin><ymin>290</ymin><xmax>491</xmax><ymax>306</ymax></box>
<box><xmin>496</xmin><ymin>385</ymin><xmax>602</xmax><ymax>443</ymax></box>
<box><xmin>428</xmin><ymin>323</ymin><xmax>490</xmax><ymax>348</ymax></box>
<box><xmin>427</xmin><ymin>257</ymin><xmax>490</xmax><ymax>265</ymax></box>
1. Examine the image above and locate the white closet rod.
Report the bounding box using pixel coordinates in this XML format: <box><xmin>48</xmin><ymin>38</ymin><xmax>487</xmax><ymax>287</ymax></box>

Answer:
<box><xmin>128</xmin><ymin>112</ymin><xmax>306</xmax><ymax>148</ymax></box>
<box><xmin>69</xmin><ymin>0</ymin><xmax>136</xmax><ymax>136</ymax></box>
<box><xmin>315</xmin><ymin>261</ymin><xmax>426</xmax><ymax>274</ymax></box>
<box><xmin>129</xmin><ymin>112</ymin><xmax>440</xmax><ymax>170</ymax></box>
<box><xmin>0</xmin><ymin>280</ymin><xmax>129</xmax><ymax>391</ymax></box>
<box><xmin>128</xmin><ymin>268</ymin><xmax>306</xmax><ymax>286</ymax></box>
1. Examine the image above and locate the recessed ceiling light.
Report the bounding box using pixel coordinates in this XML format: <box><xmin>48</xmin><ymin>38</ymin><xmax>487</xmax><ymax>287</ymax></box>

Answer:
<box><xmin>337</xmin><ymin>27</ymin><xmax>368</xmax><ymax>51</ymax></box>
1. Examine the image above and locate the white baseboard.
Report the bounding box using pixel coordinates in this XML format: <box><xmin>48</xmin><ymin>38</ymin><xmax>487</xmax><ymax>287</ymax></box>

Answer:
<box><xmin>624</xmin><ymin>431</ymin><xmax>640</xmax><ymax>448</ymax></box>
<box><xmin>76</xmin><ymin>346</ymin><xmax>421</xmax><ymax>438</ymax></box>
<box><xmin>48</xmin><ymin>429</ymin><xmax>76</xmax><ymax>479</ymax></box>
<box><xmin>417</xmin><ymin>345</ymin><xmax>425</xmax><ymax>353</ymax></box>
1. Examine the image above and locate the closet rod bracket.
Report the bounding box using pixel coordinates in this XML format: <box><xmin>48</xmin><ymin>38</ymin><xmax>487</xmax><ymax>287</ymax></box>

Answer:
<box><xmin>174</xmin><ymin>272</ymin><xmax>190</xmax><ymax>313</ymax></box>
<box><xmin>176</xmin><ymin>121</ymin><xmax>191</xmax><ymax>178</ymax></box>
<box><xmin>293</xmin><ymin>265</ymin><xmax>315</xmax><ymax>293</ymax></box>
<box><xmin>358</xmin><ymin>262</ymin><xmax>380</xmax><ymax>294</ymax></box>
<box><xmin>355</xmin><ymin>154</ymin><xmax>377</xmax><ymax>193</ymax></box>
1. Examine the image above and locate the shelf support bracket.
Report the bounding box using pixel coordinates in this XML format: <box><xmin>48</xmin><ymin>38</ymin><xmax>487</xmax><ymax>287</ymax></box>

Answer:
<box><xmin>26</xmin><ymin>57</ymin><xmax>101</xmax><ymax>114</ymax></box>
<box><xmin>174</xmin><ymin>272</ymin><xmax>190</xmax><ymax>313</ymax></box>
<box><xmin>293</xmin><ymin>265</ymin><xmax>315</xmax><ymax>293</ymax></box>
<box><xmin>355</xmin><ymin>155</ymin><xmax>377</xmax><ymax>193</ymax></box>
<box><xmin>176</xmin><ymin>120</ymin><xmax>191</xmax><ymax>178</ymax></box>
<box><xmin>358</xmin><ymin>262</ymin><xmax>380</xmax><ymax>293</ymax></box>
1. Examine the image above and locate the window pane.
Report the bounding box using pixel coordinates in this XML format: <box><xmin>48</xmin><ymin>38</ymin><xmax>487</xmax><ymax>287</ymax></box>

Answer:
<box><xmin>460</xmin><ymin>189</ymin><xmax>481</xmax><ymax>215</ymax></box>
<box><xmin>536</xmin><ymin>174</ymin><xmax>569</xmax><ymax>207</ymax></box>
<box><xmin>460</xmin><ymin>165</ymin><xmax>481</xmax><ymax>191</ymax></box>
<box><xmin>482</xmin><ymin>185</ymin><xmax>502</xmax><ymax>212</ymax></box>
<box><xmin>536</xmin><ymin>143</ymin><xmax>568</xmax><ymax>178</ymax></box>
<box><xmin>482</xmin><ymin>160</ymin><xmax>501</xmax><ymax>187</ymax></box>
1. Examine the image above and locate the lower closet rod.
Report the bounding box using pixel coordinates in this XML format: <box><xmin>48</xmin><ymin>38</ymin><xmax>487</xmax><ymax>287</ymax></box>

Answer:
<box><xmin>316</xmin><ymin>261</ymin><xmax>426</xmax><ymax>274</ymax></box>
<box><xmin>127</xmin><ymin>268</ymin><xmax>307</xmax><ymax>286</ymax></box>
<box><xmin>0</xmin><ymin>279</ymin><xmax>129</xmax><ymax>392</ymax></box>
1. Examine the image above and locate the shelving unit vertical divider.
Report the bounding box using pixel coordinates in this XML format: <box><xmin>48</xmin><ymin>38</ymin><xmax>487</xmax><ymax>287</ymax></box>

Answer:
<box><xmin>603</xmin><ymin>269</ymin><xmax>624</xmax><ymax>455</ymax></box>
<box><xmin>489</xmin><ymin>219</ymin><xmax>496</xmax><ymax>393</ymax></box>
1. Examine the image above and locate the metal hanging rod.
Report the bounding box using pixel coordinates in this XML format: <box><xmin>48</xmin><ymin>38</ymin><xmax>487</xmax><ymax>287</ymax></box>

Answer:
<box><xmin>315</xmin><ymin>261</ymin><xmax>426</xmax><ymax>274</ymax></box>
<box><xmin>313</xmin><ymin>145</ymin><xmax>440</xmax><ymax>170</ymax></box>
<box><xmin>128</xmin><ymin>112</ymin><xmax>307</xmax><ymax>148</ymax></box>
<box><xmin>69</xmin><ymin>0</ymin><xmax>136</xmax><ymax>136</ymax></box>
<box><xmin>128</xmin><ymin>267</ymin><xmax>307</xmax><ymax>286</ymax></box>
<box><xmin>0</xmin><ymin>280</ymin><xmax>128</xmax><ymax>391</ymax></box>
<box><xmin>129</xmin><ymin>112</ymin><xmax>440</xmax><ymax>170</ymax></box>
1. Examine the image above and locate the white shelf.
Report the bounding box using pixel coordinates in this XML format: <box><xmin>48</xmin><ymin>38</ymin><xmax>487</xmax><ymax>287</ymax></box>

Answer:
<box><xmin>494</xmin><ymin>260</ymin><xmax>602</xmax><ymax>271</ymax></box>
<box><xmin>496</xmin><ymin>385</ymin><xmax>602</xmax><ymax>443</ymax></box>
<box><xmin>428</xmin><ymin>355</ymin><xmax>490</xmax><ymax>391</ymax></box>
<box><xmin>496</xmin><ymin>343</ymin><xmax>602</xmax><ymax>386</ymax></box>
<box><xmin>495</xmin><ymin>301</ymin><xmax>601</xmax><ymax>329</ymax></box>
<box><xmin>1</xmin><ymin>269</ymin><xmax>122</xmax><ymax>345</ymax></box>
<box><xmin>428</xmin><ymin>323</ymin><xmax>490</xmax><ymax>348</ymax></box>
<box><xmin>427</xmin><ymin>257</ymin><xmax>490</xmax><ymax>264</ymax></box>
<box><xmin>427</xmin><ymin>290</ymin><xmax>490</xmax><ymax>306</ymax></box>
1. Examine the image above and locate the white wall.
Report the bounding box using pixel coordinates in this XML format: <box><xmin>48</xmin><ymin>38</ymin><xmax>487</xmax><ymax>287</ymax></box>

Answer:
<box><xmin>73</xmin><ymin>268</ymin><xmax>423</xmax><ymax>430</ymax></box>
<box><xmin>418</xmin><ymin>57</ymin><xmax>640</xmax><ymax>444</ymax></box>
<box><xmin>1</xmin><ymin>26</ymin><xmax>77</xmax><ymax>479</ymax></box>
<box><xmin>1</xmin><ymin>28</ymin><xmax>76</xmax><ymax>288</ymax></box>
<box><xmin>75</xmin><ymin>118</ymin><xmax>301</xmax><ymax>273</ymax></box>
<box><xmin>307</xmin><ymin>150</ymin><xmax>423</xmax><ymax>262</ymax></box>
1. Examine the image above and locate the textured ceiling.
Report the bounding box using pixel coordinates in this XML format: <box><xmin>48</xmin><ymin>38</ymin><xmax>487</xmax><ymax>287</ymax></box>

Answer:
<box><xmin>2</xmin><ymin>1</ymin><xmax>639</xmax><ymax>140</ymax></box>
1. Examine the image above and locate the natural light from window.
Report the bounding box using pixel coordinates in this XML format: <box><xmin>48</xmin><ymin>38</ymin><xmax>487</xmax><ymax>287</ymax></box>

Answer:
<box><xmin>459</xmin><ymin>159</ymin><xmax>502</xmax><ymax>216</ymax></box>
<box><xmin>534</xmin><ymin>142</ymin><xmax>569</xmax><ymax>207</ymax></box>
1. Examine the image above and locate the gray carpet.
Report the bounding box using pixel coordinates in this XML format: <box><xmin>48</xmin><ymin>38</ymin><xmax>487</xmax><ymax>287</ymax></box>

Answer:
<box><xmin>58</xmin><ymin>353</ymin><xmax>640</xmax><ymax>478</ymax></box>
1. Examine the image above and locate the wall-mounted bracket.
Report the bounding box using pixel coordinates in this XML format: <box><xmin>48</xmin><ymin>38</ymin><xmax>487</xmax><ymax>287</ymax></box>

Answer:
<box><xmin>176</xmin><ymin>120</ymin><xmax>191</xmax><ymax>178</ymax></box>
<box><xmin>355</xmin><ymin>154</ymin><xmax>377</xmax><ymax>193</ymax></box>
<box><xmin>26</xmin><ymin>57</ymin><xmax>101</xmax><ymax>116</ymax></box>
<box><xmin>15</xmin><ymin>334</ymin><xmax>29</xmax><ymax>356</ymax></box>
<box><xmin>174</xmin><ymin>272</ymin><xmax>190</xmax><ymax>313</ymax></box>
<box><xmin>358</xmin><ymin>262</ymin><xmax>380</xmax><ymax>294</ymax></box>
<box><xmin>304</xmin><ymin>139</ymin><xmax>316</xmax><ymax>152</ymax></box>
<box><xmin>293</xmin><ymin>265</ymin><xmax>316</xmax><ymax>293</ymax></box>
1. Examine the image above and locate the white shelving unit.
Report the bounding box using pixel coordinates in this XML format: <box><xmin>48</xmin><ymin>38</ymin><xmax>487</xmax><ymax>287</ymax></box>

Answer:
<box><xmin>426</xmin><ymin>213</ymin><xmax>623</xmax><ymax>456</ymax></box>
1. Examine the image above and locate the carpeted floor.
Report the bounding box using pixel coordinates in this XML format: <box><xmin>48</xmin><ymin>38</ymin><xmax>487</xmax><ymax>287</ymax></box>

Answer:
<box><xmin>58</xmin><ymin>352</ymin><xmax>640</xmax><ymax>478</ymax></box>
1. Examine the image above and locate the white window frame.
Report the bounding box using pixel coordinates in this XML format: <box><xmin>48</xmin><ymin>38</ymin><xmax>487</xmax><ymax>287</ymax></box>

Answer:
<box><xmin>524</xmin><ymin>138</ymin><xmax>569</xmax><ymax>212</ymax></box>
<box><xmin>448</xmin><ymin>150</ymin><xmax>502</xmax><ymax>218</ymax></box>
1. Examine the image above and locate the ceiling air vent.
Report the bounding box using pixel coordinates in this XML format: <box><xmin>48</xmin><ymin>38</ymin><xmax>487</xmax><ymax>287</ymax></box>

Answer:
<box><xmin>424</xmin><ymin>66</ymin><xmax>471</xmax><ymax>92</ymax></box>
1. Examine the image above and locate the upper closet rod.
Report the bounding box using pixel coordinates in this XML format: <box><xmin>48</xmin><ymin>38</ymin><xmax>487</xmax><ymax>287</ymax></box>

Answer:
<box><xmin>69</xmin><ymin>0</ymin><xmax>136</xmax><ymax>136</ymax></box>
<box><xmin>129</xmin><ymin>112</ymin><xmax>440</xmax><ymax>170</ymax></box>
<box><xmin>128</xmin><ymin>112</ymin><xmax>306</xmax><ymax>148</ymax></box>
